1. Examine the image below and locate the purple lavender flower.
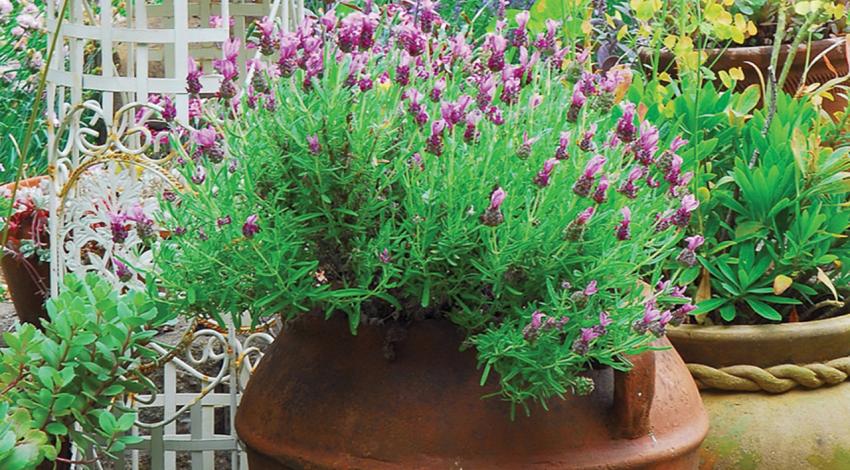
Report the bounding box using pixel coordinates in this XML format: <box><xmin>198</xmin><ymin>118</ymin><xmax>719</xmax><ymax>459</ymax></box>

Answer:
<box><xmin>572</xmin><ymin>155</ymin><xmax>605</xmax><ymax>197</ymax></box>
<box><xmin>616</xmin><ymin>207</ymin><xmax>631</xmax><ymax>241</ymax></box>
<box><xmin>242</xmin><ymin>214</ymin><xmax>261</xmax><ymax>238</ymax></box>
<box><xmin>174</xmin><ymin>226</ymin><xmax>187</xmax><ymax>236</ymax></box>
<box><xmin>379</xmin><ymin>248</ymin><xmax>392</xmax><ymax>264</ymax></box>
<box><xmin>395</xmin><ymin>54</ymin><xmax>412</xmax><ymax>86</ymax></box>
<box><xmin>592</xmin><ymin>311</ymin><xmax>613</xmax><ymax>336</ymax></box>
<box><xmin>397</xmin><ymin>23</ymin><xmax>427</xmax><ymax>57</ymax></box>
<box><xmin>616</xmin><ymin>102</ymin><xmax>637</xmax><ymax>143</ymax></box>
<box><xmin>564</xmin><ymin>206</ymin><xmax>595</xmax><ymax>240</ymax></box>
<box><xmin>109</xmin><ymin>212</ymin><xmax>128</xmax><ymax>243</ymax></box>
<box><xmin>533</xmin><ymin>158</ymin><xmax>559</xmax><ymax>187</ymax></box>
<box><xmin>114</xmin><ymin>259</ymin><xmax>133</xmax><ymax>283</ymax></box>
<box><xmin>477</xmin><ymin>75</ymin><xmax>496</xmax><ymax>110</ymax></box>
<box><xmin>510</xmin><ymin>11</ymin><xmax>530</xmax><ymax>48</ymax></box>
<box><xmin>572</xmin><ymin>327</ymin><xmax>599</xmax><ymax>355</ymax></box>
<box><xmin>500</xmin><ymin>73</ymin><xmax>521</xmax><ymax>105</ymax></box>
<box><xmin>481</xmin><ymin>187</ymin><xmax>506</xmax><ymax>227</ymax></box>
<box><xmin>533</xmin><ymin>19</ymin><xmax>560</xmax><ymax>52</ymax></box>
<box><xmin>463</xmin><ymin>111</ymin><xmax>482</xmax><ymax>143</ymax></box>
<box><xmin>523</xmin><ymin>310</ymin><xmax>547</xmax><ymax>341</ymax></box>
<box><xmin>677</xmin><ymin>235</ymin><xmax>705</xmax><ymax>266</ymax></box>
<box><xmin>592</xmin><ymin>175</ymin><xmax>609</xmax><ymax>204</ymax></box>
<box><xmin>671</xmin><ymin>303</ymin><xmax>696</xmax><ymax>326</ymax></box>
<box><xmin>186</xmin><ymin>57</ymin><xmax>203</xmax><ymax>95</ymax></box>
<box><xmin>307</xmin><ymin>134</ymin><xmax>321</xmax><ymax>154</ymax></box>
<box><xmin>617</xmin><ymin>166</ymin><xmax>646</xmax><ymax>199</ymax></box>
<box><xmin>161</xmin><ymin>96</ymin><xmax>177</xmax><ymax>122</ymax></box>
<box><xmin>634</xmin><ymin>121</ymin><xmax>659</xmax><ymax>166</ymax></box>
<box><xmin>256</xmin><ymin>16</ymin><xmax>278</xmax><ymax>55</ymax></box>
<box><xmin>192</xmin><ymin>127</ymin><xmax>225</xmax><ymax>163</ymax></box>
<box><xmin>579</xmin><ymin>124</ymin><xmax>597</xmax><ymax>152</ymax></box>
<box><xmin>671</xmin><ymin>195</ymin><xmax>699</xmax><ymax>228</ymax></box>
<box><xmin>191</xmin><ymin>166</ymin><xmax>206</xmax><ymax>185</ymax></box>
<box><xmin>554</xmin><ymin>132</ymin><xmax>570</xmax><ymax>160</ymax></box>
<box><xmin>278</xmin><ymin>34</ymin><xmax>299</xmax><ymax>77</ymax></box>
<box><xmin>425</xmin><ymin>120</ymin><xmax>447</xmax><ymax>156</ymax></box>
<box><xmin>486</xmin><ymin>34</ymin><xmax>507</xmax><ymax>72</ymax></box>
<box><xmin>487</xmin><ymin>106</ymin><xmax>505</xmax><ymax>125</ymax></box>
<box><xmin>517</xmin><ymin>132</ymin><xmax>539</xmax><ymax>160</ymax></box>
<box><xmin>430</xmin><ymin>77</ymin><xmax>446</xmax><ymax>102</ymax></box>
<box><xmin>567</xmin><ymin>88</ymin><xmax>585</xmax><ymax>123</ymax></box>
<box><xmin>217</xmin><ymin>215</ymin><xmax>232</xmax><ymax>227</ymax></box>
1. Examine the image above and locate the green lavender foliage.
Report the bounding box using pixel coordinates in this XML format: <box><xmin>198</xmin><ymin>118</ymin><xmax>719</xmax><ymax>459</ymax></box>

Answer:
<box><xmin>155</xmin><ymin>10</ymin><xmax>689</xmax><ymax>409</ymax></box>
<box><xmin>0</xmin><ymin>275</ymin><xmax>170</xmax><ymax>468</ymax></box>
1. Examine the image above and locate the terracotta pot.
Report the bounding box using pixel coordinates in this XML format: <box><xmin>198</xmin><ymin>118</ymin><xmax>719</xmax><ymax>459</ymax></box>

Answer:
<box><xmin>0</xmin><ymin>176</ymin><xmax>50</xmax><ymax>327</ymax></box>
<box><xmin>642</xmin><ymin>38</ymin><xmax>849</xmax><ymax>117</ymax></box>
<box><xmin>236</xmin><ymin>315</ymin><xmax>708</xmax><ymax>469</ymax></box>
<box><xmin>667</xmin><ymin>314</ymin><xmax>850</xmax><ymax>469</ymax></box>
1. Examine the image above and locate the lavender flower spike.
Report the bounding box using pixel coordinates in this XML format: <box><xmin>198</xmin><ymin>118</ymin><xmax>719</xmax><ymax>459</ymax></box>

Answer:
<box><xmin>242</xmin><ymin>214</ymin><xmax>261</xmax><ymax>238</ymax></box>
<box><xmin>481</xmin><ymin>187</ymin><xmax>506</xmax><ymax>227</ymax></box>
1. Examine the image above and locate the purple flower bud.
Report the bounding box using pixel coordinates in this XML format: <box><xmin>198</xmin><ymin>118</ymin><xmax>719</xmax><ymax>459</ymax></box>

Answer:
<box><xmin>397</xmin><ymin>23</ymin><xmax>427</xmax><ymax>57</ymax></box>
<box><xmin>616</xmin><ymin>102</ymin><xmax>637</xmax><ymax>143</ymax></box>
<box><xmin>487</xmin><ymin>106</ymin><xmax>505</xmax><ymax>125</ymax></box>
<box><xmin>533</xmin><ymin>158</ymin><xmax>559</xmax><ymax>187</ymax></box>
<box><xmin>217</xmin><ymin>215</ymin><xmax>232</xmax><ymax>227</ymax></box>
<box><xmin>579</xmin><ymin>124</ymin><xmax>597</xmax><ymax>152</ymax></box>
<box><xmin>486</xmin><ymin>34</ymin><xmax>507</xmax><ymax>71</ymax></box>
<box><xmin>634</xmin><ymin>121</ymin><xmax>659</xmax><ymax>165</ymax></box>
<box><xmin>567</xmin><ymin>89</ymin><xmax>585</xmax><ymax>122</ymax></box>
<box><xmin>430</xmin><ymin>77</ymin><xmax>446</xmax><ymax>102</ymax></box>
<box><xmin>191</xmin><ymin>166</ymin><xmax>206</xmax><ymax>185</ymax></box>
<box><xmin>307</xmin><ymin>134</ymin><xmax>321</xmax><ymax>154</ymax></box>
<box><xmin>186</xmin><ymin>57</ymin><xmax>203</xmax><ymax>95</ymax></box>
<box><xmin>671</xmin><ymin>195</ymin><xmax>699</xmax><ymax>228</ymax></box>
<box><xmin>174</xmin><ymin>226</ymin><xmax>187</xmax><ymax>236</ymax></box>
<box><xmin>242</xmin><ymin>214</ymin><xmax>260</xmax><ymax>238</ymax></box>
<box><xmin>616</xmin><ymin>207</ymin><xmax>631</xmax><ymax>240</ymax></box>
<box><xmin>379</xmin><ymin>248</ymin><xmax>392</xmax><ymax>264</ymax></box>
<box><xmin>592</xmin><ymin>175</ymin><xmax>609</xmax><ymax>203</ymax></box>
<box><xmin>573</xmin><ymin>155</ymin><xmax>605</xmax><ymax>197</ymax></box>
<box><xmin>517</xmin><ymin>132</ymin><xmax>539</xmax><ymax>159</ymax></box>
<box><xmin>481</xmin><ymin>187</ymin><xmax>506</xmax><ymax>226</ymax></box>
<box><xmin>114</xmin><ymin>259</ymin><xmax>133</xmax><ymax>282</ymax></box>
<box><xmin>686</xmin><ymin>235</ymin><xmax>705</xmax><ymax>250</ymax></box>
<box><xmin>161</xmin><ymin>96</ymin><xmax>177</xmax><ymax>122</ymax></box>
<box><xmin>671</xmin><ymin>304</ymin><xmax>696</xmax><ymax>326</ymax></box>
<box><xmin>617</xmin><ymin>166</ymin><xmax>646</xmax><ymax>199</ymax></box>
<box><xmin>572</xmin><ymin>327</ymin><xmax>599</xmax><ymax>355</ymax></box>
<box><xmin>425</xmin><ymin>120</ymin><xmax>447</xmax><ymax>156</ymax></box>
<box><xmin>358</xmin><ymin>77</ymin><xmax>374</xmax><ymax>92</ymax></box>
<box><xmin>110</xmin><ymin>212</ymin><xmax>128</xmax><ymax>243</ymax></box>
<box><xmin>477</xmin><ymin>75</ymin><xmax>496</xmax><ymax>109</ymax></box>
<box><xmin>593</xmin><ymin>310</ymin><xmax>613</xmax><ymax>336</ymax></box>
<box><xmin>584</xmin><ymin>280</ymin><xmax>598</xmax><ymax>296</ymax></box>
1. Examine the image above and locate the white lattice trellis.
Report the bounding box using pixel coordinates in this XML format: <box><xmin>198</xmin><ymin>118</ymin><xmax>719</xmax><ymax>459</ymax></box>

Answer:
<box><xmin>44</xmin><ymin>0</ymin><xmax>305</xmax><ymax>468</ymax></box>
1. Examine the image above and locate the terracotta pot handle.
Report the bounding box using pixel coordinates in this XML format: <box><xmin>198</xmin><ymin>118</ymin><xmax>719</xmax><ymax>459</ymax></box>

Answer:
<box><xmin>613</xmin><ymin>348</ymin><xmax>656</xmax><ymax>439</ymax></box>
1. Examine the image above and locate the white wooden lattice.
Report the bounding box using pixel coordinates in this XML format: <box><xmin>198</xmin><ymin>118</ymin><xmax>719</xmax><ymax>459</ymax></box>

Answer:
<box><xmin>44</xmin><ymin>0</ymin><xmax>305</xmax><ymax>468</ymax></box>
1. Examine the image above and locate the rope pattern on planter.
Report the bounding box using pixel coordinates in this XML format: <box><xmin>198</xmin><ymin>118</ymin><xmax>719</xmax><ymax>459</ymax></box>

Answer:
<box><xmin>688</xmin><ymin>357</ymin><xmax>850</xmax><ymax>393</ymax></box>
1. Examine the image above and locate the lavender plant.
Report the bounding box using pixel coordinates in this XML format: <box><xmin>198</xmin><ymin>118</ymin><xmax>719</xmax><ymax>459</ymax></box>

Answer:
<box><xmin>155</xmin><ymin>4</ymin><xmax>695</xmax><ymax>410</ymax></box>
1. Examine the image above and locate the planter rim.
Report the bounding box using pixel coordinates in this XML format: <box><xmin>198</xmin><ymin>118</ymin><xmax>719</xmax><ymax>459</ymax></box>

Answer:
<box><xmin>670</xmin><ymin>311</ymin><xmax>850</xmax><ymax>340</ymax></box>
<box><xmin>667</xmin><ymin>312</ymin><xmax>850</xmax><ymax>368</ymax></box>
<box><xmin>641</xmin><ymin>36</ymin><xmax>845</xmax><ymax>57</ymax></box>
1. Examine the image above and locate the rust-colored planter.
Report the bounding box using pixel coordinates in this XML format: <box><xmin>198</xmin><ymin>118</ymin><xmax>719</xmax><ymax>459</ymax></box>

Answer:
<box><xmin>668</xmin><ymin>314</ymin><xmax>850</xmax><ymax>469</ymax></box>
<box><xmin>236</xmin><ymin>315</ymin><xmax>708</xmax><ymax>469</ymax></box>
<box><xmin>643</xmin><ymin>38</ymin><xmax>849</xmax><ymax>116</ymax></box>
<box><xmin>0</xmin><ymin>176</ymin><xmax>50</xmax><ymax>327</ymax></box>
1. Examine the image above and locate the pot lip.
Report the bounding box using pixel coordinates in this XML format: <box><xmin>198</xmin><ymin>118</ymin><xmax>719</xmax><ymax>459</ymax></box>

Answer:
<box><xmin>0</xmin><ymin>175</ymin><xmax>48</xmax><ymax>191</ymax></box>
<box><xmin>641</xmin><ymin>36</ymin><xmax>845</xmax><ymax>58</ymax></box>
<box><xmin>668</xmin><ymin>311</ymin><xmax>850</xmax><ymax>341</ymax></box>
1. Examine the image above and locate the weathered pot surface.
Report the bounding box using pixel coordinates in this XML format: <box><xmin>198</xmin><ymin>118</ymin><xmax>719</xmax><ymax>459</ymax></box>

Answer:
<box><xmin>0</xmin><ymin>176</ymin><xmax>50</xmax><ymax>327</ymax></box>
<box><xmin>641</xmin><ymin>38</ymin><xmax>849</xmax><ymax>116</ymax></box>
<box><xmin>237</xmin><ymin>315</ymin><xmax>708</xmax><ymax>469</ymax></box>
<box><xmin>668</xmin><ymin>313</ymin><xmax>850</xmax><ymax>469</ymax></box>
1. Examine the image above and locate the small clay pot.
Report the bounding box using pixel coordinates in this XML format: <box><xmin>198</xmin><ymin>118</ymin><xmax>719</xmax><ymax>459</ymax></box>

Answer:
<box><xmin>0</xmin><ymin>176</ymin><xmax>50</xmax><ymax>327</ymax></box>
<box><xmin>641</xmin><ymin>38</ymin><xmax>849</xmax><ymax>117</ymax></box>
<box><xmin>668</xmin><ymin>314</ymin><xmax>850</xmax><ymax>469</ymax></box>
<box><xmin>236</xmin><ymin>315</ymin><xmax>708</xmax><ymax>469</ymax></box>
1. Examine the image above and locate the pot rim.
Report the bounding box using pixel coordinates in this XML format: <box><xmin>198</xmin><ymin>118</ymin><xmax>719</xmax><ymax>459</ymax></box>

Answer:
<box><xmin>640</xmin><ymin>36</ymin><xmax>845</xmax><ymax>58</ymax></box>
<box><xmin>669</xmin><ymin>311</ymin><xmax>850</xmax><ymax>341</ymax></box>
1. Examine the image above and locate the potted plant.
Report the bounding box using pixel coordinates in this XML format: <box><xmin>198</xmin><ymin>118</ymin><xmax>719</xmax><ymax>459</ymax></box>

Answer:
<box><xmin>632</xmin><ymin>70</ymin><xmax>850</xmax><ymax>466</ymax></box>
<box><xmin>630</xmin><ymin>0</ymin><xmax>849</xmax><ymax>115</ymax></box>
<box><xmin>0</xmin><ymin>274</ymin><xmax>168</xmax><ymax>469</ymax></box>
<box><xmin>0</xmin><ymin>175</ymin><xmax>50</xmax><ymax>326</ymax></box>
<box><xmin>153</xmin><ymin>4</ymin><xmax>708</xmax><ymax>468</ymax></box>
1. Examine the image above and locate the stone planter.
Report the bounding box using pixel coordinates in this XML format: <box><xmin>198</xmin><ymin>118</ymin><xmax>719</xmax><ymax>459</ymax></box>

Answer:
<box><xmin>668</xmin><ymin>314</ymin><xmax>850</xmax><ymax>469</ymax></box>
<box><xmin>642</xmin><ymin>38</ymin><xmax>849</xmax><ymax>117</ymax></box>
<box><xmin>236</xmin><ymin>315</ymin><xmax>708</xmax><ymax>469</ymax></box>
<box><xmin>0</xmin><ymin>176</ymin><xmax>50</xmax><ymax>327</ymax></box>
